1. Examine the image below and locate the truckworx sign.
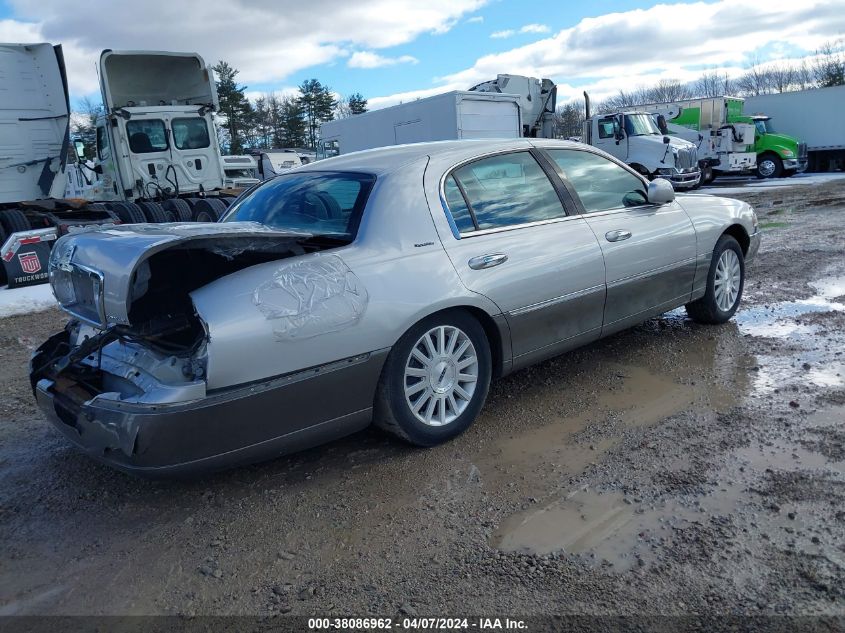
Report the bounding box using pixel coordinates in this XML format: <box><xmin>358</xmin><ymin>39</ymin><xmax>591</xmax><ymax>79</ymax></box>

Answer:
<box><xmin>1</xmin><ymin>228</ymin><xmax>56</xmax><ymax>288</ymax></box>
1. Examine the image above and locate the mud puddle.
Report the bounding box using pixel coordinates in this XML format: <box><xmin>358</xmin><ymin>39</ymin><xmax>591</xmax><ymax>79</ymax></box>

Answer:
<box><xmin>474</xmin><ymin>363</ymin><xmax>736</xmax><ymax>494</ymax></box>
<box><xmin>492</xmin><ymin>407</ymin><xmax>845</xmax><ymax>571</ymax></box>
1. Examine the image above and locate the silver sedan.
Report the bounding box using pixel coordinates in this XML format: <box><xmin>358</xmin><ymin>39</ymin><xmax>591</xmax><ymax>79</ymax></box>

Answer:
<box><xmin>31</xmin><ymin>139</ymin><xmax>760</xmax><ymax>476</ymax></box>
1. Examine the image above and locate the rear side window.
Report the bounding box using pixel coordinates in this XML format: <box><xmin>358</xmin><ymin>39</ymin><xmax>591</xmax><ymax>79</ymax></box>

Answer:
<box><xmin>172</xmin><ymin>118</ymin><xmax>210</xmax><ymax>150</ymax></box>
<box><xmin>443</xmin><ymin>176</ymin><xmax>475</xmax><ymax>233</ymax></box>
<box><xmin>546</xmin><ymin>149</ymin><xmax>648</xmax><ymax>213</ymax></box>
<box><xmin>449</xmin><ymin>152</ymin><xmax>565</xmax><ymax>231</ymax></box>
<box><xmin>126</xmin><ymin>119</ymin><xmax>168</xmax><ymax>153</ymax></box>
<box><xmin>222</xmin><ymin>171</ymin><xmax>375</xmax><ymax>240</ymax></box>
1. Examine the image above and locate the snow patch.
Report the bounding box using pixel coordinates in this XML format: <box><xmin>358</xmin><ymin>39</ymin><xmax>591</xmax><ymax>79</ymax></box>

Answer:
<box><xmin>0</xmin><ymin>284</ymin><xmax>58</xmax><ymax>319</ymax></box>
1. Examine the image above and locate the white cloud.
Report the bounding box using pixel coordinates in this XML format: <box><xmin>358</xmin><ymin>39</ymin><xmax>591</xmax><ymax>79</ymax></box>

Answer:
<box><xmin>466</xmin><ymin>16</ymin><xmax>484</xmax><ymax>24</ymax></box>
<box><xmin>520</xmin><ymin>24</ymin><xmax>550</xmax><ymax>34</ymax></box>
<box><xmin>490</xmin><ymin>29</ymin><xmax>515</xmax><ymax>39</ymax></box>
<box><xmin>4</xmin><ymin>0</ymin><xmax>487</xmax><ymax>97</ymax></box>
<box><xmin>348</xmin><ymin>51</ymin><xmax>419</xmax><ymax>69</ymax></box>
<box><xmin>372</xmin><ymin>0</ymin><xmax>844</xmax><ymax>108</ymax></box>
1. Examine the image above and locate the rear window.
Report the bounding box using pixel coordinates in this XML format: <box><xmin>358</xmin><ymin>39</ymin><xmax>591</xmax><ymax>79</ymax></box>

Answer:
<box><xmin>126</xmin><ymin>119</ymin><xmax>168</xmax><ymax>153</ymax></box>
<box><xmin>222</xmin><ymin>171</ymin><xmax>375</xmax><ymax>239</ymax></box>
<box><xmin>172</xmin><ymin>118</ymin><xmax>210</xmax><ymax>150</ymax></box>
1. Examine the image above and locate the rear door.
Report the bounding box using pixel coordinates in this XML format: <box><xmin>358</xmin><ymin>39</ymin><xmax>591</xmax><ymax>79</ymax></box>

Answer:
<box><xmin>542</xmin><ymin>148</ymin><xmax>697</xmax><ymax>334</ymax></box>
<box><xmin>438</xmin><ymin>150</ymin><xmax>606</xmax><ymax>365</ymax></box>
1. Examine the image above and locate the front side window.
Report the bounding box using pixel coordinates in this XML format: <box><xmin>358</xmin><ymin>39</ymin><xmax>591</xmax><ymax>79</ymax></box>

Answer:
<box><xmin>597</xmin><ymin>117</ymin><xmax>616</xmax><ymax>139</ymax></box>
<box><xmin>547</xmin><ymin>149</ymin><xmax>648</xmax><ymax>213</ymax></box>
<box><xmin>222</xmin><ymin>171</ymin><xmax>375</xmax><ymax>239</ymax></box>
<box><xmin>172</xmin><ymin>118</ymin><xmax>210</xmax><ymax>150</ymax></box>
<box><xmin>754</xmin><ymin>119</ymin><xmax>775</xmax><ymax>135</ymax></box>
<box><xmin>96</xmin><ymin>125</ymin><xmax>110</xmax><ymax>159</ymax></box>
<box><xmin>449</xmin><ymin>152</ymin><xmax>565</xmax><ymax>231</ymax></box>
<box><xmin>126</xmin><ymin>119</ymin><xmax>168</xmax><ymax>153</ymax></box>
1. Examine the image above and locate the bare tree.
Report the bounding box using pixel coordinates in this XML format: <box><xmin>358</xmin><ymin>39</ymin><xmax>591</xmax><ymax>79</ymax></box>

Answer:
<box><xmin>767</xmin><ymin>62</ymin><xmax>797</xmax><ymax>93</ymax></box>
<box><xmin>646</xmin><ymin>79</ymin><xmax>692</xmax><ymax>103</ymax></box>
<box><xmin>694</xmin><ymin>70</ymin><xmax>731</xmax><ymax>97</ymax></box>
<box><xmin>812</xmin><ymin>39</ymin><xmax>845</xmax><ymax>87</ymax></box>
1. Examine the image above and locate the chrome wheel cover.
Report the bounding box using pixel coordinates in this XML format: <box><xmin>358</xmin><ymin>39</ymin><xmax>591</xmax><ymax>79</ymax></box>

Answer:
<box><xmin>758</xmin><ymin>159</ymin><xmax>776</xmax><ymax>177</ymax></box>
<box><xmin>714</xmin><ymin>249</ymin><xmax>741</xmax><ymax>312</ymax></box>
<box><xmin>404</xmin><ymin>325</ymin><xmax>479</xmax><ymax>427</ymax></box>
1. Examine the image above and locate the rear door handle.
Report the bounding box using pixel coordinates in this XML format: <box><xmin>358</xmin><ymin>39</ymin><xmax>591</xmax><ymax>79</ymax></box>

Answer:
<box><xmin>605</xmin><ymin>230</ymin><xmax>632</xmax><ymax>242</ymax></box>
<box><xmin>468</xmin><ymin>253</ymin><xmax>508</xmax><ymax>270</ymax></box>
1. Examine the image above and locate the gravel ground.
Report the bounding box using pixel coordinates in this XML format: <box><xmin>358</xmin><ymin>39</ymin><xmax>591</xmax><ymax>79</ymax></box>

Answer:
<box><xmin>1</xmin><ymin>180</ymin><xmax>844</xmax><ymax>622</ymax></box>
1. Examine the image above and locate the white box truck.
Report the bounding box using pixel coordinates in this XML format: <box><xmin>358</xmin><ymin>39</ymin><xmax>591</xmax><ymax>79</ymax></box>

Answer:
<box><xmin>745</xmin><ymin>86</ymin><xmax>845</xmax><ymax>173</ymax></box>
<box><xmin>318</xmin><ymin>91</ymin><xmax>522</xmax><ymax>158</ymax></box>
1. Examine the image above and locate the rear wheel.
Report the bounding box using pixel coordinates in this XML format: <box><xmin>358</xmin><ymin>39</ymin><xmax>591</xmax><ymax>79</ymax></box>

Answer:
<box><xmin>756</xmin><ymin>153</ymin><xmax>783</xmax><ymax>179</ymax></box>
<box><xmin>0</xmin><ymin>209</ymin><xmax>32</xmax><ymax>235</ymax></box>
<box><xmin>686</xmin><ymin>234</ymin><xmax>745</xmax><ymax>324</ymax></box>
<box><xmin>162</xmin><ymin>198</ymin><xmax>193</xmax><ymax>222</ymax></box>
<box><xmin>109</xmin><ymin>202</ymin><xmax>147</xmax><ymax>224</ymax></box>
<box><xmin>374</xmin><ymin>311</ymin><xmax>492</xmax><ymax>446</ymax></box>
<box><xmin>192</xmin><ymin>198</ymin><xmax>227</xmax><ymax>222</ymax></box>
<box><xmin>138</xmin><ymin>201</ymin><xmax>170</xmax><ymax>223</ymax></box>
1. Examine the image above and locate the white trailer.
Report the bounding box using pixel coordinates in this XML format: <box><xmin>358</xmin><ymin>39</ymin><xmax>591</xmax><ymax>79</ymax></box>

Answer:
<box><xmin>318</xmin><ymin>91</ymin><xmax>522</xmax><ymax>157</ymax></box>
<box><xmin>745</xmin><ymin>86</ymin><xmax>845</xmax><ymax>172</ymax></box>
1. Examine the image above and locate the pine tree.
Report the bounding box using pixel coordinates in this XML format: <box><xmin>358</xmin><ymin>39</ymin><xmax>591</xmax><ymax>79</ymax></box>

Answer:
<box><xmin>348</xmin><ymin>93</ymin><xmax>368</xmax><ymax>115</ymax></box>
<box><xmin>298</xmin><ymin>79</ymin><xmax>336</xmax><ymax>148</ymax></box>
<box><xmin>212</xmin><ymin>61</ymin><xmax>253</xmax><ymax>154</ymax></box>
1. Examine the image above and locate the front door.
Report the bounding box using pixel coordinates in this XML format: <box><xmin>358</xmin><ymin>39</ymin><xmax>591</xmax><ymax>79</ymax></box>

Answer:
<box><xmin>437</xmin><ymin>150</ymin><xmax>606</xmax><ymax>366</ymax></box>
<box><xmin>543</xmin><ymin>147</ymin><xmax>697</xmax><ymax>334</ymax></box>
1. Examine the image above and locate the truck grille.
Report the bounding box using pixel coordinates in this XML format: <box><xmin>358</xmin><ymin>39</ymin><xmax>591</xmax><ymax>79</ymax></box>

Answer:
<box><xmin>676</xmin><ymin>147</ymin><xmax>697</xmax><ymax>170</ymax></box>
<box><xmin>798</xmin><ymin>142</ymin><xmax>807</xmax><ymax>159</ymax></box>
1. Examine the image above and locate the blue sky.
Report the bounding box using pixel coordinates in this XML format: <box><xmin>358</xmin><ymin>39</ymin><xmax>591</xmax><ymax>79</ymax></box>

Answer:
<box><xmin>1</xmin><ymin>0</ymin><xmax>842</xmax><ymax>108</ymax></box>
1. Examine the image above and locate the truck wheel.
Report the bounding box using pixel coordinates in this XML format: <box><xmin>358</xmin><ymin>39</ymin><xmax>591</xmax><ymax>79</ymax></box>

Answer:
<box><xmin>756</xmin><ymin>153</ymin><xmax>783</xmax><ymax>179</ymax></box>
<box><xmin>110</xmin><ymin>202</ymin><xmax>147</xmax><ymax>224</ymax></box>
<box><xmin>0</xmin><ymin>209</ymin><xmax>32</xmax><ymax>235</ymax></box>
<box><xmin>138</xmin><ymin>201</ymin><xmax>170</xmax><ymax>223</ymax></box>
<box><xmin>192</xmin><ymin>198</ymin><xmax>227</xmax><ymax>222</ymax></box>
<box><xmin>162</xmin><ymin>199</ymin><xmax>193</xmax><ymax>222</ymax></box>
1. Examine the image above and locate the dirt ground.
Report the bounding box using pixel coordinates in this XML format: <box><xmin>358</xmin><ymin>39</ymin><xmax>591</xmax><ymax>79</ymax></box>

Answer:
<box><xmin>1</xmin><ymin>177</ymin><xmax>844</xmax><ymax>622</ymax></box>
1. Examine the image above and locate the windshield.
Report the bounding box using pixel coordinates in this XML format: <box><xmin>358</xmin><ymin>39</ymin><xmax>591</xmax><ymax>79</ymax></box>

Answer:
<box><xmin>754</xmin><ymin>119</ymin><xmax>775</xmax><ymax>135</ymax></box>
<box><xmin>222</xmin><ymin>171</ymin><xmax>375</xmax><ymax>239</ymax></box>
<box><xmin>624</xmin><ymin>113</ymin><xmax>661</xmax><ymax>136</ymax></box>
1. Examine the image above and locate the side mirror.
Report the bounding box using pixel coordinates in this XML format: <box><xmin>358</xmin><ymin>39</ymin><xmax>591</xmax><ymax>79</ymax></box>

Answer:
<box><xmin>648</xmin><ymin>178</ymin><xmax>675</xmax><ymax>205</ymax></box>
<box><xmin>73</xmin><ymin>140</ymin><xmax>86</xmax><ymax>159</ymax></box>
<box><xmin>94</xmin><ymin>164</ymin><xmax>103</xmax><ymax>175</ymax></box>
<box><xmin>663</xmin><ymin>136</ymin><xmax>671</xmax><ymax>144</ymax></box>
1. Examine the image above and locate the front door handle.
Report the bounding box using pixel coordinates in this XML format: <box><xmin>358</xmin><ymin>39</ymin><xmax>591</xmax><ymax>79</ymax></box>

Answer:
<box><xmin>468</xmin><ymin>253</ymin><xmax>508</xmax><ymax>270</ymax></box>
<box><xmin>605</xmin><ymin>230</ymin><xmax>632</xmax><ymax>242</ymax></box>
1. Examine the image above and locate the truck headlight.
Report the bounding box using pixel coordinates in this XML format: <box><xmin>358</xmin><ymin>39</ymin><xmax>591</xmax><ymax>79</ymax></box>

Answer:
<box><xmin>780</xmin><ymin>149</ymin><xmax>794</xmax><ymax>157</ymax></box>
<box><xmin>49</xmin><ymin>267</ymin><xmax>77</xmax><ymax>305</ymax></box>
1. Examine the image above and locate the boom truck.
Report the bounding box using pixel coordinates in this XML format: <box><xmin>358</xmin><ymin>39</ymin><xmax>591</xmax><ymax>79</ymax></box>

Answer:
<box><xmin>1</xmin><ymin>43</ymin><xmax>237</xmax><ymax>287</ymax></box>
<box><xmin>318</xmin><ymin>74</ymin><xmax>700</xmax><ymax>189</ymax></box>
<box><xmin>621</xmin><ymin>96</ymin><xmax>806</xmax><ymax>180</ymax></box>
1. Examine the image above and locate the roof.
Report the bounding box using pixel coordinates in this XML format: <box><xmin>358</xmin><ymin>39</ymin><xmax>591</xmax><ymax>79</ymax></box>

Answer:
<box><xmin>297</xmin><ymin>139</ymin><xmax>587</xmax><ymax>176</ymax></box>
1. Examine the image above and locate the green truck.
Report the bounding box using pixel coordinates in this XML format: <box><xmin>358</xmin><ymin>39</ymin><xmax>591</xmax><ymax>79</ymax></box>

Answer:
<box><xmin>627</xmin><ymin>96</ymin><xmax>807</xmax><ymax>180</ymax></box>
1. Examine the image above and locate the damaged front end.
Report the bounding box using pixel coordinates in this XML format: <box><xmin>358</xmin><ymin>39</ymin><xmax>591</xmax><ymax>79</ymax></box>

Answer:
<box><xmin>30</xmin><ymin>221</ymin><xmax>374</xmax><ymax>476</ymax></box>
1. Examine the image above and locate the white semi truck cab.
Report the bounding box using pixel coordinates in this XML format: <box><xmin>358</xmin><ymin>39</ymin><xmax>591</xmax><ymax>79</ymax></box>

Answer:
<box><xmin>84</xmin><ymin>50</ymin><xmax>226</xmax><ymax>201</ymax></box>
<box><xmin>582</xmin><ymin>94</ymin><xmax>700</xmax><ymax>189</ymax></box>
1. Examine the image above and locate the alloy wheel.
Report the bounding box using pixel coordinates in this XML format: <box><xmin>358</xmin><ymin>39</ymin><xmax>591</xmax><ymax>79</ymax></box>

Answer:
<box><xmin>714</xmin><ymin>249</ymin><xmax>741</xmax><ymax>311</ymax></box>
<box><xmin>403</xmin><ymin>325</ymin><xmax>479</xmax><ymax>427</ymax></box>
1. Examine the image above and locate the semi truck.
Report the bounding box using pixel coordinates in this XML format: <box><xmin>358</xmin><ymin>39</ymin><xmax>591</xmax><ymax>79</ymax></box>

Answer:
<box><xmin>319</xmin><ymin>74</ymin><xmax>700</xmax><ymax>189</ymax></box>
<box><xmin>1</xmin><ymin>43</ymin><xmax>238</xmax><ymax>287</ymax></box>
<box><xmin>745</xmin><ymin>86</ymin><xmax>845</xmax><ymax>173</ymax></box>
<box><xmin>624</xmin><ymin>96</ymin><xmax>806</xmax><ymax>179</ymax></box>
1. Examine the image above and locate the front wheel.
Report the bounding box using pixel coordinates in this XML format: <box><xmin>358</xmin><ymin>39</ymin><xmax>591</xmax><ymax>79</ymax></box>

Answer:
<box><xmin>756</xmin><ymin>153</ymin><xmax>783</xmax><ymax>179</ymax></box>
<box><xmin>374</xmin><ymin>312</ymin><xmax>492</xmax><ymax>446</ymax></box>
<box><xmin>685</xmin><ymin>234</ymin><xmax>745</xmax><ymax>324</ymax></box>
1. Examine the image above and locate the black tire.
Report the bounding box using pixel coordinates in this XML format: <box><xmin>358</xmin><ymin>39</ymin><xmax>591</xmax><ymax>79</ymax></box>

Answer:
<box><xmin>162</xmin><ymin>198</ymin><xmax>193</xmax><ymax>222</ymax></box>
<box><xmin>138</xmin><ymin>201</ymin><xmax>170</xmax><ymax>223</ymax></box>
<box><xmin>700</xmin><ymin>164</ymin><xmax>714</xmax><ymax>185</ymax></box>
<box><xmin>0</xmin><ymin>209</ymin><xmax>32</xmax><ymax>235</ymax></box>
<box><xmin>192</xmin><ymin>198</ymin><xmax>227</xmax><ymax>222</ymax></box>
<box><xmin>755</xmin><ymin>153</ymin><xmax>783</xmax><ymax>179</ymax></box>
<box><xmin>374</xmin><ymin>310</ymin><xmax>492</xmax><ymax>446</ymax></box>
<box><xmin>685</xmin><ymin>234</ymin><xmax>745</xmax><ymax>325</ymax></box>
<box><xmin>110</xmin><ymin>202</ymin><xmax>147</xmax><ymax>224</ymax></box>
<box><xmin>783</xmin><ymin>169</ymin><xmax>797</xmax><ymax>178</ymax></box>
<box><xmin>218</xmin><ymin>196</ymin><xmax>235</xmax><ymax>208</ymax></box>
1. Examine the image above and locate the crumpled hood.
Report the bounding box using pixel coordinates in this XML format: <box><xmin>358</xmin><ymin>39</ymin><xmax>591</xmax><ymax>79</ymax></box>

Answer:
<box><xmin>50</xmin><ymin>222</ymin><xmax>311</xmax><ymax>326</ymax></box>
